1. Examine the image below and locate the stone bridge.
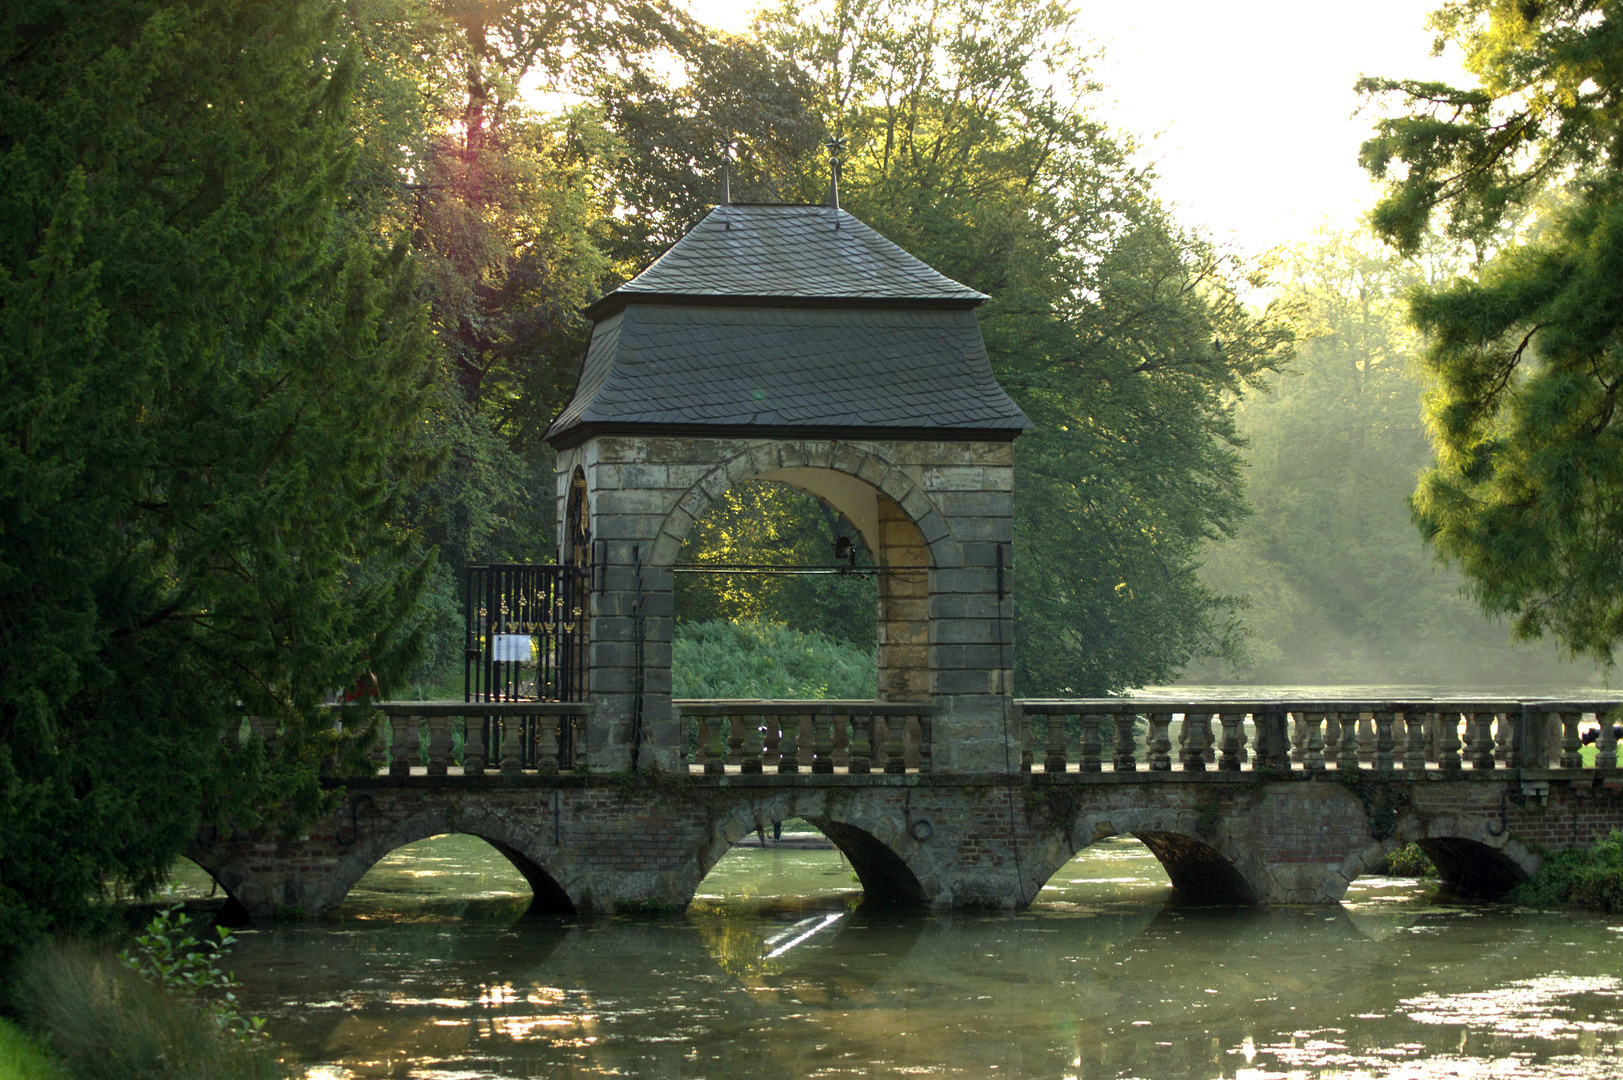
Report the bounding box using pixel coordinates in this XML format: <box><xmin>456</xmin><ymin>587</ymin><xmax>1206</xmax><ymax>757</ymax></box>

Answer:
<box><xmin>189</xmin><ymin>698</ymin><xmax>1623</xmax><ymax>919</ymax></box>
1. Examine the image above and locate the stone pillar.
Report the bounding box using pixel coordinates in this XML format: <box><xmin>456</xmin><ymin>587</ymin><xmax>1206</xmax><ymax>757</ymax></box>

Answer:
<box><xmin>877</xmin><ymin>494</ymin><xmax>930</xmax><ymax>701</ymax></box>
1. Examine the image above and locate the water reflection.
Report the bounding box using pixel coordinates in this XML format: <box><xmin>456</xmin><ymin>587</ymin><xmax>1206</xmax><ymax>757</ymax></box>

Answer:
<box><xmin>212</xmin><ymin>834</ymin><xmax>1623</xmax><ymax>1079</ymax></box>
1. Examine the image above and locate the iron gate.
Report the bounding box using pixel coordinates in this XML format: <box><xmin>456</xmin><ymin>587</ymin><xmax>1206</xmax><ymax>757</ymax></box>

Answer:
<box><xmin>464</xmin><ymin>563</ymin><xmax>590</xmax><ymax>767</ymax></box>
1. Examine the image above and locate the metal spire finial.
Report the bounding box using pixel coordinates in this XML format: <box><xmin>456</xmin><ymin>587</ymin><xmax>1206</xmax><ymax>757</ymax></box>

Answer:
<box><xmin>826</xmin><ymin>135</ymin><xmax>847</xmax><ymax>214</ymax></box>
<box><xmin>718</xmin><ymin>135</ymin><xmax>736</xmax><ymax>206</ymax></box>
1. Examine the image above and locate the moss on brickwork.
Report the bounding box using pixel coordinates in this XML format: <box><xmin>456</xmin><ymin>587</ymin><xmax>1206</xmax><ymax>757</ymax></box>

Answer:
<box><xmin>1335</xmin><ymin>772</ymin><xmax>1411</xmax><ymax>841</ymax></box>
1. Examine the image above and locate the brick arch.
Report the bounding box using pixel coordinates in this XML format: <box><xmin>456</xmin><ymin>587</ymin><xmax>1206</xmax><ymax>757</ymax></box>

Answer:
<box><xmin>690</xmin><ymin>793</ymin><xmax>945</xmax><ymax>908</ymax></box>
<box><xmin>647</xmin><ymin>442</ymin><xmax>961</xmax><ymax>571</ymax></box>
<box><xmin>1338</xmin><ymin>813</ymin><xmax>1539</xmax><ymax>898</ymax></box>
<box><xmin>1020</xmin><ymin>807</ymin><xmax>1278</xmax><ymax>907</ymax></box>
<box><xmin>191</xmin><ymin>806</ymin><xmax>579</xmax><ymax>918</ymax></box>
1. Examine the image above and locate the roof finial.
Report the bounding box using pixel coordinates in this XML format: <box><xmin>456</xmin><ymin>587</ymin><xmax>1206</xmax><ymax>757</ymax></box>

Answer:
<box><xmin>718</xmin><ymin>135</ymin><xmax>736</xmax><ymax>206</ymax></box>
<box><xmin>826</xmin><ymin>135</ymin><xmax>847</xmax><ymax>216</ymax></box>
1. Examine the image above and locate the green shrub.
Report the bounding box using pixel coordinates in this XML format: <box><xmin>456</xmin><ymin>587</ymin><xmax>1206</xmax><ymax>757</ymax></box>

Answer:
<box><xmin>673</xmin><ymin>619</ymin><xmax>878</xmax><ymax>699</ymax></box>
<box><xmin>1510</xmin><ymin>830</ymin><xmax>1623</xmax><ymax>911</ymax></box>
<box><xmin>1375</xmin><ymin>843</ymin><xmax>1437</xmax><ymax>878</ymax></box>
<box><xmin>12</xmin><ymin>906</ymin><xmax>284</xmax><ymax>1080</ymax></box>
<box><xmin>0</xmin><ymin>1018</ymin><xmax>67</xmax><ymax>1080</ymax></box>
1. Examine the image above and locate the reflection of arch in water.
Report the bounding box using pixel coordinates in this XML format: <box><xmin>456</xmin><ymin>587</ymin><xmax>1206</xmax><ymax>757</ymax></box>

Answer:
<box><xmin>694</xmin><ymin>797</ymin><xmax>937</xmax><ymax>910</ymax></box>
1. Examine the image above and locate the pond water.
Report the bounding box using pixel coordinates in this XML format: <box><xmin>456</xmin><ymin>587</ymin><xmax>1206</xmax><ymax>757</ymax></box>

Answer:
<box><xmin>171</xmin><ymin>831</ymin><xmax>1623</xmax><ymax>1079</ymax></box>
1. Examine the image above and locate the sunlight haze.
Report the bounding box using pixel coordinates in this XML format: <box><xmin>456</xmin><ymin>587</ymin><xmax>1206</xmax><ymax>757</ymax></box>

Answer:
<box><xmin>685</xmin><ymin>0</ymin><xmax>1468</xmax><ymax>256</ymax></box>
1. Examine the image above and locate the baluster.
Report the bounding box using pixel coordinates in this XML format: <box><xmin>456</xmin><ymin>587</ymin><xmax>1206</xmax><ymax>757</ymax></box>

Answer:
<box><xmin>1560</xmin><ymin>711</ymin><xmax>1583</xmax><ymax>769</ymax></box>
<box><xmin>1183</xmin><ymin>712</ymin><xmax>1211</xmax><ymax>771</ymax></box>
<box><xmin>389</xmin><ymin>714</ymin><xmax>413</xmax><ymax>777</ymax></box>
<box><xmin>833</xmin><ymin>715</ymin><xmax>850</xmax><ymax>771</ymax></box>
<box><xmin>741</xmin><ymin>713</ymin><xmax>764</xmax><ymax>774</ymax></box>
<box><xmin>499</xmin><ymin>717</ymin><xmax>521</xmax><ymax>774</ymax></box>
<box><xmin>1148</xmin><ymin>711</ymin><xmax>1173</xmax><ymax>771</ymax></box>
<box><xmin>1219</xmin><ymin>712</ymin><xmax>1245</xmax><ymax>772</ymax></box>
<box><xmin>869</xmin><ymin>716</ymin><xmax>890</xmax><ymax>773</ymax></box>
<box><xmin>727</xmin><ymin>714</ymin><xmax>747</xmax><ymax>768</ymax></box>
<box><xmin>777</xmin><ymin>713</ymin><xmax>802</xmax><ymax>774</ymax></box>
<box><xmin>1113</xmin><ymin>713</ymin><xmax>1137</xmax><ymax>772</ymax></box>
<box><xmin>761</xmin><ymin>716</ymin><xmax>781</xmax><ymax>771</ymax></box>
<box><xmin>1493</xmin><ymin>712</ymin><xmax>1513</xmax><ymax>765</ymax></box>
<box><xmin>1468</xmin><ymin>711</ymin><xmax>1496</xmax><ymax>769</ymax></box>
<box><xmin>1338</xmin><ymin>712</ymin><xmax>1361</xmax><ymax>770</ymax></box>
<box><xmin>463</xmin><ymin>714</ymin><xmax>486</xmax><ymax>774</ymax></box>
<box><xmin>918</xmin><ymin>714</ymin><xmax>933</xmax><ymax>774</ymax></box>
<box><xmin>704</xmin><ymin>714</ymin><xmax>727</xmax><ymax>775</ymax></box>
<box><xmin>1373</xmin><ymin>709</ymin><xmax>1396</xmax><ymax>770</ymax></box>
<box><xmin>692</xmin><ymin>714</ymin><xmax>709</xmax><ymax>771</ymax></box>
<box><xmin>849</xmin><ymin>715</ymin><xmax>874</xmax><ymax>774</ymax></box>
<box><xmin>1322</xmin><ymin>714</ymin><xmax>1340</xmax><ymax>766</ymax></box>
<box><xmin>814</xmin><ymin>713</ymin><xmax>835</xmax><ymax>774</ymax></box>
<box><xmin>1045</xmin><ymin>711</ymin><xmax>1070</xmax><ymax>774</ymax></box>
<box><xmin>1402</xmin><ymin>708</ymin><xmax>1427</xmax><ymax>770</ymax></box>
<box><xmin>1303</xmin><ymin>712</ymin><xmax>1325</xmax><ymax>771</ymax></box>
<box><xmin>535</xmin><ymin>715</ymin><xmax>560</xmax><ymax>775</ymax></box>
<box><xmin>1079</xmin><ymin>714</ymin><xmax>1103</xmax><ymax>773</ymax></box>
<box><xmin>1289</xmin><ymin>711</ymin><xmax>1307</xmax><ymax>764</ymax></box>
<box><xmin>905</xmin><ymin>714</ymin><xmax>922</xmax><ymax>771</ymax></box>
<box><xmin>1598</xmin><ymin>713</ymin><xmax>1618</xmax><ymax>772</ymax></box>
<box><xmin>1545</xmin><ymin>710</ymin><xmax>1563</xmax><ymax>767</ymax></box>
<box><xmin>1357</xmin><ymin>714</ymin><xmax>1376</xmax><ymax>764</ymax></box>
<box><xmin>885</xmin><ymin>714</ymin><xmax>908</xmax><ymax>774</ymax></box>
<box><xmin>1437</xmin><ymin>711</ymin><xmax>1463</xmax><ymax>770</ymax></box>
<box><xmin>426</xmin><ymin>715</ymin><xmax>453</xmax><ymax>777</ymax></box>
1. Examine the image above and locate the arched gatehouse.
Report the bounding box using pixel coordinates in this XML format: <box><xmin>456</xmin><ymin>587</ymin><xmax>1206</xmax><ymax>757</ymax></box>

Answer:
<box><xmin>543</xmin><ymin>201</ymin><xmax>1030</xmax><ymax>776</ymax></box>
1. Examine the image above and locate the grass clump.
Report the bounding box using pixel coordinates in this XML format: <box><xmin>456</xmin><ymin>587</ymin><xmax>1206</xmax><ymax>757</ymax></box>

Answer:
<box><xmin>0</xmin><ymin>1018</ymin><xmax>67</xmax><ymax>1080</ymax></box>
<box><xmin>1510</xmin><ymin>830</ymin><xmax>1623</xmax><ymax>911</ymax></box>
<box><xmin>674</xmin><ymin>619</ymin><xmax>878</xmax><ymax>699</ymax></box>
<box><xmin>1375</xmin><ymin>843</ymin><xmax>1437</xmax><ymax>878</ymax></box>
<box><xmin>9</xmin><ymin>905</ymin><xmax>284</xmax><ymax>1080</ymax></box>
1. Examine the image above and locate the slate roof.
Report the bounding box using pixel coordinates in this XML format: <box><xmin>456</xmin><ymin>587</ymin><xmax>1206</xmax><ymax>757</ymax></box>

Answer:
<box><xmin>546</xmin><ymin>204</ymin><xmax>1029</xmax><ymax>447</ymax></box>
<box><xmin>586</xmin><ymin>204</ymin><xmax>987</xmax><ymax>313</ymax></box>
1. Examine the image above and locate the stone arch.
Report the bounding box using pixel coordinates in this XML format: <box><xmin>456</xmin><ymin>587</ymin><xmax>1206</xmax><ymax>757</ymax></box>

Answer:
<box><xmin>692</xmin><ymin>793</ymin><xmax>940</xmax><ymax>909</ymax></box>
<box><xmin>648</xmin><ymin>442</ymin><xmax>960</xmax><ymax>572</ymax></box>
<box><xmin>1333</xmin><ymin>810</ymin><xmax>1539</xmax><ymax>900</ymax></box>
<box><xmin>1024</xmin><ymin>807</ymin><xmax>1268</xmax><ymax>907</ymax></box>
<box><xmin>192</xmin><ymin>806</ymin><xmax>578</xmax><ymax>919</ymax></box>
<box><xmin>654</xmin><ymin>442</ymin><xmax>959</xmax><ymax>703</ymax></box>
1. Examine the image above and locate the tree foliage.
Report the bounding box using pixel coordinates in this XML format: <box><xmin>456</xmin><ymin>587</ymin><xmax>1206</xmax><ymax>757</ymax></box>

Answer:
<box><xmin>1194</xmin><ymin>230</ymin><xmax>1598</xmax><ymax>685</ymax></box>
<box><xmin>1362</xmin><ymin>0</ymin><xmax>1623</xmax><ymax>666</ymax></box>
<box><xmin>0</xmin><ymin>0</ymin><xmax>433</xmax><ymax>951</ymax></box>
<box><xmin>748</xmin><ymin>0</ymin><xmax>1293</xmax><ymax>693</ymax></box>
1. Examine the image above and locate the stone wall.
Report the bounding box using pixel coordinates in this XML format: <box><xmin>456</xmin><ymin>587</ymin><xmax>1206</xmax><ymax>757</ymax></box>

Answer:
<box><xmin>188</xmin><ymin>771</ymin><xmax>1623</xmax><ymax>919</ymax></box>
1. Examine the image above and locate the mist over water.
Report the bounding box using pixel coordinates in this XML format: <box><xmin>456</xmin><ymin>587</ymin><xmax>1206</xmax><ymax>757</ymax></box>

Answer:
<box><xmin>170</xmin><ymin>833</ymin><xmax>1623</xmax><ymax>1079</ymax></box>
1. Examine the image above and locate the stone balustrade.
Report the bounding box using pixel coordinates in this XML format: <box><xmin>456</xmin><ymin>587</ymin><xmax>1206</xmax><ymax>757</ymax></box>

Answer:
<box><xmin>308</xmin><ymin>701</ymin><xmax>595</xmax><ymax>776</ymax></box>
<box><xmin>675</xmin><ymin>700</ymin><xmax>938</xmax><ymax>775</ymax></box>
<box><xmin>1016</xmin><ymin>698</ymin><xmax>1622</xmax><ymax>773</ymax></box>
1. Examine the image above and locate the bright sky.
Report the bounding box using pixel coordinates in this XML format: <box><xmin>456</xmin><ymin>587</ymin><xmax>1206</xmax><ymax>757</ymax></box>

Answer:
<box><xmin>683</xmin><ymin>0</ymin><xmax>1469</xmax><ymax>258</ymax></box>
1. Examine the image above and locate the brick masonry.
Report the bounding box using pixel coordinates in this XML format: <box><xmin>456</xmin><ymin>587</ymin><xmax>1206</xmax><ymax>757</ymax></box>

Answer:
<box><xmin>187</xmin><ymin>771</ymin><xmax>1623</xmax><ymax>919</ymax></box>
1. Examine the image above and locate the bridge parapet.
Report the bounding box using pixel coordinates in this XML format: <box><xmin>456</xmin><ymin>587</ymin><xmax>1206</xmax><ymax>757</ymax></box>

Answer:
<box><xmin>1016</xmin><ymin>697</ymin><xmax>1622</xmax><ymax>777</ymax></box>
<box><xmin>677</xmin><ymin>699</ymin><xmax>937</xmax><ymax>775</ymax></box>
